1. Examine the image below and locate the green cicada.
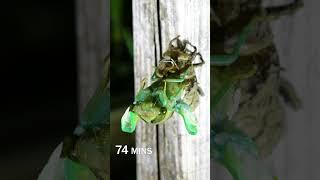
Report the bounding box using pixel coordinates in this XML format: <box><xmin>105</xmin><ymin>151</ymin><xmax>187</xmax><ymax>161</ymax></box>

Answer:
<box><xmin>121</xmin><ymin>36</ymin><xmax>204</xmax><ymax>135</ymax></box>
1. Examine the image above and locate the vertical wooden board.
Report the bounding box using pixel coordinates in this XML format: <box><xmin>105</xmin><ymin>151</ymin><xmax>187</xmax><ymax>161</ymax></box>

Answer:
<box><xmin>268</xmin><ymin>0</ymin><xmax>320</xmax><ymax>179</ymax></box>
<box><xmin>133</xmin><ymin>0</ymin><xmax>160</xmax><ymax>179</ymax></box>
<box><xmin>157</xmin><ymin>1</ymin><xmax>210</xmax><ymax>180</ymax></box>
<box><xmin>76</xmin><ymin>0</ymin><xmax>109</xmax><ymax>111</ymax></box>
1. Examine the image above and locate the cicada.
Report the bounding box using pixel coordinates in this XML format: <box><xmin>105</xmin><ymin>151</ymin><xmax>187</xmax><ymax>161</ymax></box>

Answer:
<box><xmin>211</xmin><ymin>0</ymin><xmax>303</xmax><ymax>179</ymax></box>
<box><xmin>121</xmin><ymin>36</ymin><xmax>204</xmax><ymax>135</ymax></box>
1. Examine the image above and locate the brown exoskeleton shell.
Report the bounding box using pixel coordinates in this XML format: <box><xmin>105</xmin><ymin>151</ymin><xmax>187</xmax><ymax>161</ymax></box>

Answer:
<box><xmin>211</xmin><ymin>0</ymin><xmax>303</xmax><ymax>157</ymax></box>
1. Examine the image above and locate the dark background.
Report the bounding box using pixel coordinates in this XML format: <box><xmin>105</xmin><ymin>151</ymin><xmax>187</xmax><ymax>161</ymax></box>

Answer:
<box><xmin>0</xmin><ymin>0</ymin><xmax>136</xmax><ymax>179</ymax></box>
<box><xmin>0</xmin><ymin>1</ymin><xmax>77</xmax><ymax>179</ymax></box>
<box><xmin>110</xmin><ymin>0</ymin><xmax>136</xmax><ymax>179</ymax></box>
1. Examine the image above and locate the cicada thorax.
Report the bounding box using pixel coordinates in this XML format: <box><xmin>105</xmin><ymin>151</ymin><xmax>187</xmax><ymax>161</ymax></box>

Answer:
<box><xmin>156</xmin><ymin>45</ymin><xmax>196</xmax><ymax>78</ymax></box>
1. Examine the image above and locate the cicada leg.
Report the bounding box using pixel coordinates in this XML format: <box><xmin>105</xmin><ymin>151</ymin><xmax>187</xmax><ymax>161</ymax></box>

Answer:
<box><xmin>135</xmin><ymin>79</ymin><xmax>151</xmax><ymax>102</ymax></box>
<box><xmin>156</xmin><ymin>89</ymin><xmax>169</xmax><ymax>107</ymax></box>
<box><xmin>192</xmin><ymin>53</ymin><xmax>205</xmax><ymax>67</ymax></box>
<box><xmin>174</xmin><ymin>101</ymin><xmax>198</xmax><ymax>135</ymax></box>
<box><xmin>154</xmin><ymin>81</ymin><xmax>174</xmax><ymax>109</ymax></box>
<box><xmin>151</xmin><ymin>71</ymin><xmax>159</xmax><ymax>81</ymax></box>
<box><xmin>169</xmin><ymin>35</ymin><xmax>181</xmax><ymax>48</ymax></box>
<box><xmin>211</xmin><ymin>22</ymin><xmax>253</xmax><ymax>66</ymax></box>
<box><xmin>121</xmin><ymin>106</ymin><xmax>140</xmax><ymax>133</ymax></box>
<box><xmin>182</xmin><ymin>39</ymin><xmax>197</xmax><ymax>54</ymax></box>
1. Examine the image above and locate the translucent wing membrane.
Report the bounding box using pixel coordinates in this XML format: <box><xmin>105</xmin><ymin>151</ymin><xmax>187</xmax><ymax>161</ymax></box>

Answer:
<box><xmin>175</xmin><ymin>102</ymin><xmax>198</xmax><ymax>135</ymax></box>
<box><xmin>121</xmin><ymin>107</ymin><xmax>140</xmax><ymax>133</ymax></box>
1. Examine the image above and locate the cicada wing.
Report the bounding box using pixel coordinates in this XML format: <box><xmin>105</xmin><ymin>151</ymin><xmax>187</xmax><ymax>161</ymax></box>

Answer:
<box><xmin>175</xmin><ymin>102</ymin><xmax>198</xmax><ymax>135</ymax></box>
<box><xmin>121</xmin><ymin>107</ymin><xmax>140</xmax><ymax>133</ymax></box>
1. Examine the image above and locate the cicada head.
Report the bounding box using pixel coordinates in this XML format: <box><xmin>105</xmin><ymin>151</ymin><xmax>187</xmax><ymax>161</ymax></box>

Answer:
<box><xmin>156</xmin><ymin>56</ymin><xmax>180</xmax><ymax>78</ymax></box>
<box><xmin>165</xmin><ymin>38</ymin><xmax>196</xmax><ymax>68</ymax></box>
<box><xmin>154</xmin><ymin>36</ymin><xmax>200</xmax><ymax>80</ymax></box>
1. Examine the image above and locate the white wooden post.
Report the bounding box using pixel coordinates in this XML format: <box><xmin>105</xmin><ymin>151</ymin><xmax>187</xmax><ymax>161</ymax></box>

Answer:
<box><xmin>133</xmin><ymin>1</ymin><xmax>160</xmax><ymax>179</ymax></box>
<box><xmin>77</xmin><ymin>0</ymin><xmax>109</xmax><ymax>111</ymax></box>
<box><xmin>133</xmin><ymin>1</ymin><xmax>210</xmax><ymax>179</ymax></box>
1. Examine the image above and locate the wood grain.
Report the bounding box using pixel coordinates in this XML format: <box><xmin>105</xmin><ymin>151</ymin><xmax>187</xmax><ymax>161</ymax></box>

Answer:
<box><xmin>77</xmin><ymin>0</ymin><xmax>109</xmax><ymax>111</ymax></box>
<box><xmin>133</xmin><ymin>1</ymin><xmax>160</xmax><ymax>179</ymax></box>
<box><xmin>157</xmin><ymin>1</ymin><xmax>210</xmax><ymax>180</ymax></box>
<box><xmin>133</xmin><ymin>0</ymin><xmax>210</xmax><ymax>179</ymax></box>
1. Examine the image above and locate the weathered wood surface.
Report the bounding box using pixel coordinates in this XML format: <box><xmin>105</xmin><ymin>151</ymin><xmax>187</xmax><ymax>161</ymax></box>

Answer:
<box><xmin>157</xmin><ymin>1</ymin><xmax>210</xmax><ymax>180</ymax></box>
<box><xmin>133</xmin><ymin>0</ymin><xmax>210</xmax><ymax>180</ymax></box>
<box><xmin>133</xmin><ymin>1</ymin><xmax>160</xmax><ymax>180</ymax></box>
<box><xmin>269</xmin><ymin>0</ymin><xmax>320</xmax><ymax>179</ymax></box>
<box><xmin>212</xmin><ymin>0</ymin><xmax>320</xmax><ymax>179</ymax></box>
<box><xmin>77</xmin><ymin>0</ymin><xmax>109</xmax><ymax>111</ymax></box>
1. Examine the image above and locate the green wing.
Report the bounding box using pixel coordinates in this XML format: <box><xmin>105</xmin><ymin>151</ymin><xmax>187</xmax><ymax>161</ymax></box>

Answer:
<box><xmin>121</xmin><ymin>107</ymin><xmax>140</xmax><ymax>133</ymax></box>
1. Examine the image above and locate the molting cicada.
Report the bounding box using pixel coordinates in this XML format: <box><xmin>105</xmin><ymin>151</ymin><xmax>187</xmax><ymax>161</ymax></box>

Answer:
<box><xmin>121</xmin><ymin>36</ymin><xmax>204</xmax><ymax>135</ymax></box>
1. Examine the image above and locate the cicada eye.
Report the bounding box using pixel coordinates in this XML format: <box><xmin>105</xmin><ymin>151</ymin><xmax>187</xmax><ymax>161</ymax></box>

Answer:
<box><xmin>160</xmin><ymin>107</ymin><xmax>167</xmax><ymax>114</ymax></box>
